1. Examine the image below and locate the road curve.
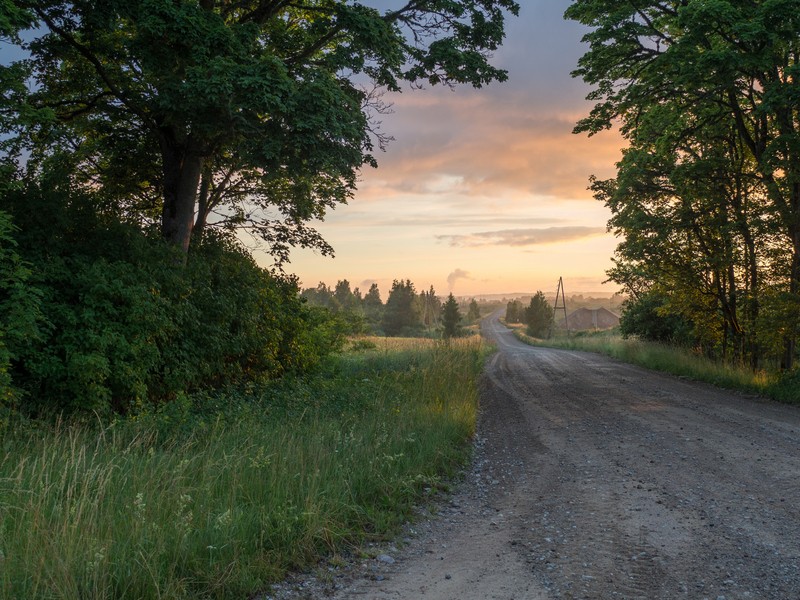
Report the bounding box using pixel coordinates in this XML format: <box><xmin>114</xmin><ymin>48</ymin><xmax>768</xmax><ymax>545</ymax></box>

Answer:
<box><xmin>286</xmin><ymin>313</ymin><xmax>800</xmax><ymax>599</ymax></box>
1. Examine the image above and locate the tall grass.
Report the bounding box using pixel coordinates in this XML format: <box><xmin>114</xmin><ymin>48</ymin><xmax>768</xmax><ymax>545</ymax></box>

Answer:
<box><xmin>513</xmin><ymin>328</ymin><xmax>800</xmax><ymax>403</ymax></box>
<box><xmin>0</xmin><ymin>337</ymin><xmax>487</xmax><ymax>599</ymax></box>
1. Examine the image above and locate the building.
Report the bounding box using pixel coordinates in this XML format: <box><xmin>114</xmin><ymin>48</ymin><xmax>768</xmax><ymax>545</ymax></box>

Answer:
<box><xmin>565</xmin><ymin>307</ymin><xmax>620</xmax><ymax>331</ymax></box>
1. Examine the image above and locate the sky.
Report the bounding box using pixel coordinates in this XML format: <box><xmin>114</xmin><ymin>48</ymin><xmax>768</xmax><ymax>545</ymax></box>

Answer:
<box><xmin>277</xmin><ymin>1</ymin><xmax>626</xmax><ymax>298</ymax></box>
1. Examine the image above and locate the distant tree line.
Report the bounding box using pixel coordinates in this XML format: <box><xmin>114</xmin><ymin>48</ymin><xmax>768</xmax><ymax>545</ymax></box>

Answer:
<box><xmin>302</xmin><ymin>280</ymin><xmax>485</xmax><ymax>338</ymax></box>
<box><xmin>568</xmin><ymin>1</ymin><xmax>800</xmax><ymax>370</ymax></box>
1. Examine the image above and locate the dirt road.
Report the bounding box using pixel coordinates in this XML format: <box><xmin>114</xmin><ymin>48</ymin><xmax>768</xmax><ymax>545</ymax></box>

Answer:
<box><xmin>274</xmin><ymin>314</ymin><xmax>800</xmax><ymax>599</ymax></box>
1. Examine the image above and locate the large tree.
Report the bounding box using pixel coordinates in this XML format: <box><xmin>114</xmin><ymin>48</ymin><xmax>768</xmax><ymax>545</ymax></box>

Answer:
<box><xmin>4</xmin><ymin>0</ymin><xmax>519</xmax><ymax>262</ymax></box>
<box><xmin>567</xmin><ymin>0</ymin><xmax>800</xmax><ymax>368</ymax></box>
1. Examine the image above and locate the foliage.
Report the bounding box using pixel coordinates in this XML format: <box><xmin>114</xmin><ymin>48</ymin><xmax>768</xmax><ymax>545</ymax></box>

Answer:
<box><xmin>441</xmin><ymin>293</ymin><xmax>463</xmax><ymax>339</ymax></box>
<box><xmin>419</xmin><ymin>285</ymin><xmax>442</xmax><ymax>329</ymax></box>
<box><xmin>382</xmin><ymin>279</ymin><xmax>422</xmax><ymax>337</ymax></box>
<box><xmin>0</xmin><ymin>210</ymin><xmax>42</xmax><ymax>415</ymax></box>
<box><xmin>301</xmin><ymin>280</ymin><xmax>367</xmax><ymax>335</ymax></box>
<box><xmin>5</xmin><ymin>0</ymin><xmax>519</xmax><ymax>259</ymax></box>
<box><xmin>305</xmin><ymin>280</ymin><xmax>455</xmax><ymax>338</ymax></box>
<box><xmin>619</xmin><ymin>292</ymin><xmax>695</xmax><ymax>346</ymax></box>
<box><xmin>466</xmin><ymin>298</ymin><xmax>481</xmax><ymax>323</ymax></box>
<box><xmin>524</xmin><ymin>291</ymin><xmax>553</xmax><ymax>338</ymax></box>
<box><xmin>363</xmin><ymin>282</ymin><xmax>384</xmax><ymax>328</ymax></box>
<box><xmin>0</xmin><ymin>338</ymin><xmax>488</xmax><ymax>599</ymax></box>
<box><xmin>1</xmin><ymin>167</ymin><xmax>341</xmax><ymax>417</ymax></box>
<box><xmin>505</xmin><ymin>299</ymin><xmax>524</xmax><ymax>324</ymax></box>
<box><xmin>567</xmin><ymin>0</ymin><xmax>800</xmax><ymax>369</ymax></box>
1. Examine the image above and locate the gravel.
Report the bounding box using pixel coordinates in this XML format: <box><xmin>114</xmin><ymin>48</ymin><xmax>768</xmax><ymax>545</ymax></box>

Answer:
<box><xmin>261</xmin><ymin>314</ymin><xmax>800</xmax><ymax>599</ymax></box>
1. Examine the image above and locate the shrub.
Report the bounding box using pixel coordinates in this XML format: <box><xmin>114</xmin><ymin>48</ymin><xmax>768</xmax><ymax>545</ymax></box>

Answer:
<box><xmin>0</xmin><ymin>210</ymin><xmax>42</xmax><ymax>417</ymax></box>
<box><xmin>2</xmin><ymin>170</ymin><xmax>342</xmax><ymax>417</ymax></box>
<box><xmin>619</xmin><ymin>292</ymin><xmax>694</xmax><ymax>345</ymax></box>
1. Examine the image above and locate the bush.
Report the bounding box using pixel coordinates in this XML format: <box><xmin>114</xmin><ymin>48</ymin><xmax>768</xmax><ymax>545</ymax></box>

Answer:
<box><xmin>619</xmin><ymin>291</ymin><xmax>694</xmax><ymax>345</ymax></box>
<box><xmin>2</xmin><ymin>171</ymin><xmax>342</xmax><ymax>418</ymax></box>
<box><xmin>0</xmin><ymin>210</ymin><xmax>42</xmax><ymax>417</ymax></box>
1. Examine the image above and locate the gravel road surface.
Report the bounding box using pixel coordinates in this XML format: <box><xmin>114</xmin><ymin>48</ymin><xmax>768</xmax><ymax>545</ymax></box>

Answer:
<box><xmin>269</xmin><ymin>314</ymin><xmax>800</xmax><ymax>599</ymax></box>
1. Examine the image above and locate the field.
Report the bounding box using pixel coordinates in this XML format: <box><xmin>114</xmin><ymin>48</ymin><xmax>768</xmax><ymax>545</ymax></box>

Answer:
<box><xmin>0</xmin><ymin>337</ymin><xmax>488</xmax><ymax>599</ymax></box>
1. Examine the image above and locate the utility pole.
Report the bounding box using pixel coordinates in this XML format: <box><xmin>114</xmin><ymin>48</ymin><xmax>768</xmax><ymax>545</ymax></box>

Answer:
<box><xmin>549</xmin><ymin>277</ymin><xmax>569</xmax><ymax>338</ymax></box>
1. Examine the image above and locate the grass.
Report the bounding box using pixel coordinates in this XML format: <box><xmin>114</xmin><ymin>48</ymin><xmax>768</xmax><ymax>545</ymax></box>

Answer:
<box><xmin>511</xmin><ymin>327</ymin><xmax>800</xmax><ymax>404</ymax></box>
<box><xmin>0</xmin><ymin>336</ymin><xmax>488</xmax><ymax>599</ymax></box>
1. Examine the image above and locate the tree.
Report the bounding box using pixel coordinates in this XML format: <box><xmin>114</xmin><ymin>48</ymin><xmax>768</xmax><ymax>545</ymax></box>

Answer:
<box><xmin>334</xmin><ymin>279</ymin><xmax>358</xmax><ymax>312</ymax></box>
<box><xmin>301</xmin><ymin>283</ymin><xmax>340</xmax><ymax>312</ymax></box>
<box><xmin>363</xmin><ymin>282</ymin><xmax>383</xmax><ymax>327</ymax></box>
<box><xmin>6</xmin><ymin>0</ymin><xmax>519</xmax><ymax>262</ymax></box>
<box><xmin>467</xmin><ymin>298</ymin><xmax>481</xmax><ymax>323</ymax></box>
<box><xmin>506</xmin><ymin>299</ymin><xmax>523</xmax><ymax>323</ymax></box>
<box><xmin>525</xmin><ymin>291</ymin><xmax>553</xmax><ymax>338</ymax></box>
<box><xmin>419</xmin><ymin>285</ymin><xmax>442</xmax><ymax>329</ymax></box>
<box><xmin>382</xmin><ymin>279</ymin><xmax>421</xmax><ymax>336</ymax></box>
<box><xmin>567</xmin><ymin>0</ymin><xmax>800</xmax><ymax>368</ymax></box>
<box><xmin>441</xmin><ymin>293</ymin><xmax>462</xmax><ymax>339</ymax></box>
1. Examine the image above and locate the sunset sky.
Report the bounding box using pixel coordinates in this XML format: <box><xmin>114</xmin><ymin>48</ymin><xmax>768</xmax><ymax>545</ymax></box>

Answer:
<box><xmin>277</xmin><ymin>0</ymin><xmax>626</xmax><ymax>298</ymax></box>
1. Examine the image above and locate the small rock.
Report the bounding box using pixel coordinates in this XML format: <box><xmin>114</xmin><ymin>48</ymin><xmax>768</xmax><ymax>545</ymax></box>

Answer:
<box><xmin>445</xmin><ymin>574</ymin><xmax>452</xmax><ymax>580</ymax></box>
<box><xmin>377</xmin><ymin>554</ymin><xmax>395</xmax><ymax>565</ymax></box>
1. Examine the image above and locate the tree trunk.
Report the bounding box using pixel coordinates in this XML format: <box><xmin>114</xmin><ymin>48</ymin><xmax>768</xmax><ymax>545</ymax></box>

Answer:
<box><xmin>160</xmin><ymin>136</ymin><xmax>203</xmax><ymax>257</ymax></box>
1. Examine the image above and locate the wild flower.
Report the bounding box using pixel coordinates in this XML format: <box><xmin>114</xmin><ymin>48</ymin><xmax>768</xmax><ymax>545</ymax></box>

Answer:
<box><xmin>249</xmin><ymin>447</ymin><xmax>272</xmax><ymax>468</ymax></box>
<box><xmin>214</xmin><ymin>509</ymin><xmax>231</xmax><ymax>531</ymax></box>
<box><xmin>176</xmin><ymin>493</ymin><xmax>193</xmax><ymax>538</ymax></box>
<box><xmin>86</xmin><ymin>546</ymin><xmax>106</xmax><ymax>571</ymax></box>
<box><xmin>133</xmin><ymin>492</ymin><xmax>146</xmax><ymax>523</ymax></box>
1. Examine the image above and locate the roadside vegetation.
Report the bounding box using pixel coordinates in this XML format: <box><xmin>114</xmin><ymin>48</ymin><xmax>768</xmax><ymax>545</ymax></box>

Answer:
<box><xmin>509</xmin><ymin>326</ymin><xmax>800</xmax><ymax>405</ymax></box>
<box><xmin>0</xmin><ymin>337</ymin><xmax>488</xmax><ymax>600</ymax></box>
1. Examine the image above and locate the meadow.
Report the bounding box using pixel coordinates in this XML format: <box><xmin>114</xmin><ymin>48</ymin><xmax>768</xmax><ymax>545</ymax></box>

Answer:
<box><xmin>0</xmin><ymin>337</ymin><xmax>488</xmax><ymax>599</ymax></box>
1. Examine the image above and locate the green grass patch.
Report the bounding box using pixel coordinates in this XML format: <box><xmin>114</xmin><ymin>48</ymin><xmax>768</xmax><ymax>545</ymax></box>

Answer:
<box><xmin>512</xmin><ymin>328</ymin><xmax>799</xmax><ymax>404</ymax></box>
<box><xmin>0</xmin><ymin>337</ymin><xmax>488</xmax><ymax>599</ymax></box>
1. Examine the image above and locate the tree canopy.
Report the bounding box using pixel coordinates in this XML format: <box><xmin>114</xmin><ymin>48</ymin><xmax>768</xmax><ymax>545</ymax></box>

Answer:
<box><xmin>3</xmin><ymin>0</ymin><xmax>519</xmax><ymax>262</ymax></box>
<box><xmin>567</xmin><ymin>0</ymin><xmax>800</xmax><ymax>369</ymax></box>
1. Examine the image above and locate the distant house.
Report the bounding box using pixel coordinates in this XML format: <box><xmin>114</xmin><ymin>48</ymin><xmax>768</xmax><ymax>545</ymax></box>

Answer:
<box><xmin>564</xmin><ymin>307</ymin><xmax>620</xmax><ymax>331</ymax></box>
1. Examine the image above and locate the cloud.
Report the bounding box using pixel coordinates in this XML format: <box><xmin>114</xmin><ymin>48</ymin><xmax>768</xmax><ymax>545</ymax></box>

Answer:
<box><xmin>438</xmin><ymin>226</ymin><xmax>606</xmax><ymax>248</ymax></box>
<box><xmin>377</xmin><ymin>214</ymin><xmax>564</xmax><ymax>228</ymax></box>
<box><xmin>356</xmin><ymin>89</ymin><xmax>624</xmax><ymax>203</ymax></box>
<box><xmin>447</xmin><ymin>268</ymin><xmax>472</xmax><ymax>291</ymax></box>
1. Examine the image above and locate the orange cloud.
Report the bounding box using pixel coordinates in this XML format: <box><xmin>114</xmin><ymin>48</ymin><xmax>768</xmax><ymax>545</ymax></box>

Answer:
<box><xmin>358</xmin><ymin>88</ymin><xmax>625</xmax><ymax>202</ymax></box>
<box><xmin>438</xmin><ymin>226</ymin><xmax>607</xmax><ymax>247</ymax></box>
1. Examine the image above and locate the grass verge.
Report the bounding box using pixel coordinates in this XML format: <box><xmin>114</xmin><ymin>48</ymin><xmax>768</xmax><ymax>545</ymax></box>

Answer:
<box><xmin>0</xmin><ymin>336</ymin><xmax>488</xmax><ymax>599</ymax></box>
<box><xmin>511</xmin><ymin>328</ymin><xmax>800</xmax><ymax>404</ymax></box>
